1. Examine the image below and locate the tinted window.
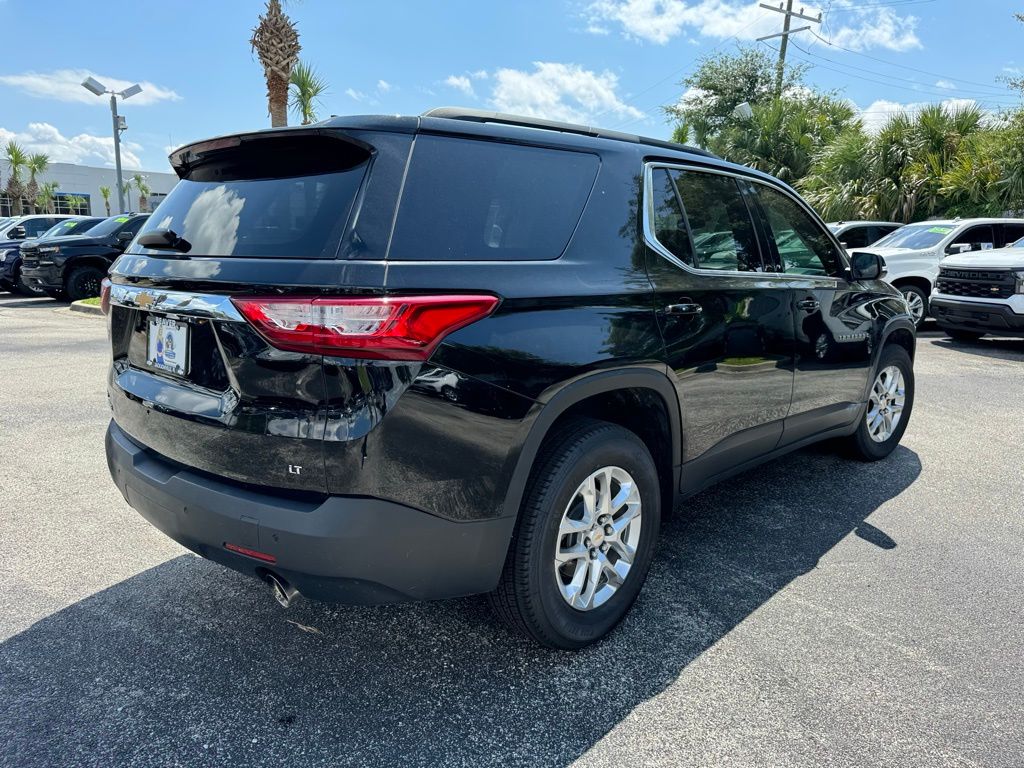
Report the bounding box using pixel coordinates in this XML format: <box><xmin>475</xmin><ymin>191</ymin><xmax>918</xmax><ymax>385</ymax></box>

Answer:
<box><xmin>89</xmin><ymin>215</ymin><xmax>140</xmax><ymax>238</ymax></box>
<box><xmin>121</xmin><ymin>216</ymin><xmax>148</xmax><ymax>236</ymax></box>
<box><xmin>23</xmin><ymin>218</ymin><xmax>55</xmax><ymax>237</ymax></box>
<box><xmin>663</xmin><ymin>170</ymin><xmax>762</xmax><ymax>272</ymax></box>
<box><xmin>951</xmin><ymin>225</ymin><xmax>995</xmax><ymax>251</ymax></box>
<box><xmin>840</xmin><ymin>226</ymin><xmax>869</xmax><ymax>249</ymax></box>
<box><xmin>756</xmin><ymin>184</ymin><xmax>842</xmax><ymax>277</ymax></box>
<box><xmin>389</xmin><ymin>136</ymin><xmax>599</xmax><ymax>261</ymax></box>
<box><xmin>650</xmin><ymin>168</ymin><xmax>693</xmax><ymax>266</ymax></box>
<box><xmin>1001</xmin><ymin>223</ymin><xmax>1024</xmax><ymax>245</ymax></box>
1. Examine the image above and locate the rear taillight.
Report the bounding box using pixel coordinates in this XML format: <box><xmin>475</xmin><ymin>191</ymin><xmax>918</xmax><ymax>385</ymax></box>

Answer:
<box><xmin>100</xmin><ymin>278</ymin><xmax>112</xmax><ymax>315</ymax></box>
<box><xmin>230</xmin><ymin>295</ymin><xmax>500</xmax><ymax>360</ymax></box>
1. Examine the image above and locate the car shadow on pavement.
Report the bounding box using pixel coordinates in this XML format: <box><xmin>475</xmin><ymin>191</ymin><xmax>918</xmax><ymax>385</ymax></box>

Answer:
<box><xmin>932</xmin><ymin>337</ymin><xmax>1024</xmax><ymax>362</ymax></box>
<box><xmin>0</xmin><ymin>446</ymin><xmax>921</xmax><ymax>768</ymax></box>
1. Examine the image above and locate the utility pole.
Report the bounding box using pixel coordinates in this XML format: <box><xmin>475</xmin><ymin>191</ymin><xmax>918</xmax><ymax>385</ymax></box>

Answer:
<box><xmin>757</xmin><ymin>2</ymin><xmax>821</xmax><ymax>96</ymax></box>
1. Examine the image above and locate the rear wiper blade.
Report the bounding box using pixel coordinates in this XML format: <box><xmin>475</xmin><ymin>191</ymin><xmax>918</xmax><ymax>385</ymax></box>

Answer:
<box><xmin>136</xmin><ymin>228</ymin><xmax>192</xmax><ymax>256</ymax></box>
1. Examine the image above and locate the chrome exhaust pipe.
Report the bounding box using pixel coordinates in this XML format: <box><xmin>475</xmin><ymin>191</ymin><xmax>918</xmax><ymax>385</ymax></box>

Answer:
<box><xmin>266</xmin><ymin>572</ymin><xmax>299</xmax><ymax>608</ymax></box>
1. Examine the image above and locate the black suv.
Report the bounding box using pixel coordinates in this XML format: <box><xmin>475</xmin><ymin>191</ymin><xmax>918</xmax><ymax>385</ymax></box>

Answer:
<box><xmin>22</xmin><ymin>212</ymin><xmax>149</xmax><ymax>300</ymax></box>
<box><xmin>103</xmin><ymin>109</ymin><xmax>916</xmax><ymax>649</ymax></box>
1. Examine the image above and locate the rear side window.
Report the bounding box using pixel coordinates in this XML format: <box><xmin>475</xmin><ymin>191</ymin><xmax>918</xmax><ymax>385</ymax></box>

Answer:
<box><xmin>388</xmin><ymin>136</ymin><xmax>599</xmax><ymax>261</ymax></box>
<box><xmin>132</xmin><ymin>135</ymin><xmax>370</xmax><ymax>258</ymax></box>
<box><xmin>652</xmin><ymin>169</ymin><xmax>762</xmax><ymax>272</ymax></box>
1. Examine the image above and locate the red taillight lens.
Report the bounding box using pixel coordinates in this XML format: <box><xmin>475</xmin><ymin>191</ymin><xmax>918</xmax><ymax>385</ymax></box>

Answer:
<box><xmin>230</xmin><ymin>295</ymin><xmax>500</xmax><ymax>360</ymax></box>
<box><xmin>100</xmin><ymin>278</ymin><xmax>112</xmax><ymax>315</ymax></box>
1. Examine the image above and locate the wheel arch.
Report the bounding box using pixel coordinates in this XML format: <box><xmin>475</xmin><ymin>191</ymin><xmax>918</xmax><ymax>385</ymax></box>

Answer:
<box><xmin>500</xmin><ymin>368</ymin><xmax>682</xmax><ymax>521</ymax></box>
<box><xmin>890</xmin><ymin>274</ymin><xmax>932</xmax><ymax>294</ymax></box>
<box><xmin>63</xmin><ymin>255</ymin><xmax>114</xmax><ymax>286</ymax></box>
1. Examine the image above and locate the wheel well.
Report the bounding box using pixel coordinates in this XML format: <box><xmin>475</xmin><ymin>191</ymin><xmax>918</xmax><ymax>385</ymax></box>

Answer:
<box><xmin>891</xmin><ymin>275</ymin><xmax>931</xmax><ymax>295</ymax></box>
<box><xmin>884</xmin><ymin>328</ymin><xmax>915</xmax><ymax>361</ymax></box>
<box><xmin>63</xmin><ymin>258</ymin><xmax>110</xmax><ymax>286</ymax></box>
<box><xmin>545</xmin><ymin>388</ymin><xmax>675</xmax><ymax>515</ymax></box>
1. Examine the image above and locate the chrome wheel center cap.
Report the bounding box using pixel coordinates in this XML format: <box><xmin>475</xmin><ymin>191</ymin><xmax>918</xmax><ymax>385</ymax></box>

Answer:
<box><xmin>590</xmin><ymin>528</ymin><xmax>605</xmax><ymax>546</ymax></box>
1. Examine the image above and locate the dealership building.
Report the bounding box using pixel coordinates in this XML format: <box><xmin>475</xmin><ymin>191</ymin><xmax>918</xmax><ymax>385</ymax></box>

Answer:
<box><xmin>0</xmin><ymin>160</ymin><xmax>178</xmax><ymax>218</ymax></box>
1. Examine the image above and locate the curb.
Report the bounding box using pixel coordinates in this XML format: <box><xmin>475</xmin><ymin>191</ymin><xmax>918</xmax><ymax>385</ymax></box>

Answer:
<box><xmin>69</xmin><ymin>300</ymin><xmax>103</xmax><ymax>316</ymax></box>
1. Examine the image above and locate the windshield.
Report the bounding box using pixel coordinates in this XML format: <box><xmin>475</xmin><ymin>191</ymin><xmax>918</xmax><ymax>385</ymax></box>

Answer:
<box><xmin>88</xmin><ymin>215</ymin><xmax>140</xmax><ymax>238</ymax></box>
<box><xmin>40</xmin><ymin>218</ymin><xmax>103</xmax><ymax>239</ymax></box>
<box><xmin>873</xmin><ymin>223</ymin><xmax>954</xmax><ymax>250</ymax></box>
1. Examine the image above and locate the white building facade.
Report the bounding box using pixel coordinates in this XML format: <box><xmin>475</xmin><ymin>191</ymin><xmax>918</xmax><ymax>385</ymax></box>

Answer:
<box><xmin>0</xmin><ymin>160</ymin><xmax>178</xmax><ymax>218</ymax></box>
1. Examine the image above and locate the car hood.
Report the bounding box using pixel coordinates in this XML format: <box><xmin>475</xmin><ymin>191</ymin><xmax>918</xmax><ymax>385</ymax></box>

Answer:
<box><xmin>942</xmin><ymin>250</ymin><xmax>1024</xmax><ymax>270</ymax></box>
<box><xmin>853</xmin><ymin>246</ymin><xmax>922</xmax><ymax>260</ymax></box>
<box><xmin>36</xmin><ymin>234</ymin><xmax>112</xmax><ymax>248</ymax></box>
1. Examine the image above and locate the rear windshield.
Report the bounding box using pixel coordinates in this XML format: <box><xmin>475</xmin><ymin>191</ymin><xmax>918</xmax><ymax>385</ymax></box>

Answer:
<box><xmin>131</xmin><ymin>134</ymin><xmax>370</xmax><ymax>258</ymax></box>
<box><xmin>388</xmin><ymin>135</ymin><xmax>599</xmax><ymax>261</ymax></box>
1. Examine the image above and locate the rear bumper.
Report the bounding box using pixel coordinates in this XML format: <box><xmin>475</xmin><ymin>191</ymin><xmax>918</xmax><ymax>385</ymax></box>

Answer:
<box><xmin>20</xmin><ymin>264</ymin><xmax>62</xmax><ymax>289</ymax></box>
<box><xmin>930</xmin><ymin>296</ymin><xmax>1024</xmax><ymax>337</ymax></box>
<box><xmin>106</xmin><ymin>420</ymin><xmax>515</xmax><ymax>604</ymax></box>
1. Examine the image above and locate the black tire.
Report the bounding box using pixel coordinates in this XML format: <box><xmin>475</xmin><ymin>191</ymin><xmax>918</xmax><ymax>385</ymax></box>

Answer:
<box><xmin>489</xmin><ymin>418</ymin><xmax>661</xmax><ymax>649</ymax></box>
<box><xmin>65</xmin><ymin>266</ymin><xmax>105</xmax><ymax>301</ymax></box>
<box><xmin>42</xmin><ymin>288</ymin><xmax>68</xmax><ymax>301</ymax></box>
<box><xmin>898</xmin><ymin>284</ymin><xmax>929</xmax><ymax>329</ymax></box>
<box><xmin>944</xmin><ymin>329</ymin><xmax>985</xmax><ymax>342</ymax></box>
<box><xmin>845</xmin><ymin>345</ymin><xmax>915</xmax><ymax>462</ymax></box>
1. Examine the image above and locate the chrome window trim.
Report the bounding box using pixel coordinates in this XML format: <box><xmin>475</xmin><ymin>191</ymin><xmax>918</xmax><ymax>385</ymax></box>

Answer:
<box><xmin>642</xmin><ymin>161</ymin><xmax>845</xmax><ymax>286</ymax></box>
<box><xmin>108</xmin><ymin>283</ymin><xmax>245</xmax><ymax>322</ymax></box>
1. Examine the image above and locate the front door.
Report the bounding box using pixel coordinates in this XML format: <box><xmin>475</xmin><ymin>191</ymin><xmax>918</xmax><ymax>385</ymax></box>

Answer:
<box><xmin>747</xmin><ymin>181</ymin><xmax>876</xmax><ymax>443</ymax></box>
<box><xmin>644</xmin><ymin>165</ymin><xmax>795</xmax><ymax>473</ymax></box>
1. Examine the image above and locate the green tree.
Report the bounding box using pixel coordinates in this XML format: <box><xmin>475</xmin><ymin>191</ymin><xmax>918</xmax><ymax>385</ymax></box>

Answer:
<box><xmin>35</xmin><ymin>181</ymin><xmax>59</xmax><ymax>214</ymax></box>
<box><xmin>25</xmin><ymin>153</ymin><xmax>49</xmax><ymax>214</ymax></box>
<box><xmin>251</xmin><ymin>0</ymin><xmax>301</xmax><ymax>127</ymax></box>
<box><xmin>132</xmin><ymin>173</ymin><xmax>150</xmax><ymax>212</ymax></box>
<box><xmin>289</xmin><ymin>60</ymin><xmax>328</xmax><ymax>125</ymax></box>
<box><xmin>99</xmin><ymin>185</ymin><xmax>112</xmax><ymax>216</ymax></box>
<box><xmin>4</xmin><ymin>141</ymin><xmax>28</xmax><ymax>216</ymax></box>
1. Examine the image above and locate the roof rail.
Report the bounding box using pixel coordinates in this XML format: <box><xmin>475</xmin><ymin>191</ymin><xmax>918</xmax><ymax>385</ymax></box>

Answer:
<box><xmin>421</xmin><ymin>107</ymin><xmax>716</xmax><ymax>158</ymax></box>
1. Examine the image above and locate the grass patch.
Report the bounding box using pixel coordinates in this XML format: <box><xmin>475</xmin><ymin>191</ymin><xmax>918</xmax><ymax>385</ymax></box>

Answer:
<box><xmin>721</xmin><ymin>356</ymin><xmax>768</xmax><ymax>366</ymax></box>
<box><xmin>78</xmin><ymin>297</ymin><xmax>102</xmax><ymax>306</ymax></box>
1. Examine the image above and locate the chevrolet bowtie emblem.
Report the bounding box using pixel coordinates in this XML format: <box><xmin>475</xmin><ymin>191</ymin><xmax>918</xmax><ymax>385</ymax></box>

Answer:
<box><xmin>135</xmin><ymin>292</ymin><xmax>163</xmax><ymax>309</ymax></box>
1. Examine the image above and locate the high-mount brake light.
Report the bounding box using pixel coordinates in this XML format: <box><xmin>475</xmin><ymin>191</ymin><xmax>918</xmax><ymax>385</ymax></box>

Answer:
<box><xmin>230</xmin><ymin>295</ymin><xmax>500</xmax><ymax>360</ymax></box>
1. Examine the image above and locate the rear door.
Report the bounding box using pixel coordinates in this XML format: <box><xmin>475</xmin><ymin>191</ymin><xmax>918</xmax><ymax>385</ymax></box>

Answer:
<box><xmin>644</xmin><ymin>164</ymin><xmax>795</xmax><ymax>469</ymax></box>
<box><xmin>107</xmin><ymin>129</ymin><xmax>403</xmax><ymax>493</ymax></box>
<box><xmin>747</xmin><ymin>181</ymin><xmax>875</xmax><ymax>441</ymax></box>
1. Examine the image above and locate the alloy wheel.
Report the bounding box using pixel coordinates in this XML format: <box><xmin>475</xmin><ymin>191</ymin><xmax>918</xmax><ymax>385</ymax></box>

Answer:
<box><xmin>902</xmin><ymin>288</ymin><xmax>925</xmax><ymax>324</ymax></box>
<box><xmin>554</xmin><ymin>466</ymin><xmax>642</xmax><ymax>611</ymax></box>
<box><xmin>866</xmin><ymin>365</ymin><xmax>906</xmax><ymax>443</ymax></box>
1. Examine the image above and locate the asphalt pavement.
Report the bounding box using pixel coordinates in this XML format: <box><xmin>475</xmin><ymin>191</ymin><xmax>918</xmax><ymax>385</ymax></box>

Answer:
<box><xmin>1</xmin><ymin>292</ymin><xmax>1022</xmax><ymax>768</ymax></box>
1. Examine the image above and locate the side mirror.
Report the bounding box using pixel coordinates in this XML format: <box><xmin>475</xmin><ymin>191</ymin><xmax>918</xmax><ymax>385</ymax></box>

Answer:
<box><xmin>848</xmin><ymin>251</ymin><xmax>886</xmax><ymax>281</ymax></box>
<box><xmin>946</xmin><ymin>243</ymin><xmax>972</xmax><ymax>255</ymax></box>
<box><xmin>8</xmin><ymin>226</ymin><xmax>26</xmax><ymax>240</ymax></box>
<box><xmin>116</xmin><ymin>231</ymin><xmax>134</xmax><ymax>243</ymax></box>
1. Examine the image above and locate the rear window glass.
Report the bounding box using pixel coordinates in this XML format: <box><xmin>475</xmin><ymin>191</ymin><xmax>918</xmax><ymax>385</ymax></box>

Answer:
<box><xmin>130</xmin><ymin>135</ymin><xmax>369</xmax><ymax>258</ymax></box>
<box><xmin>388</xmin><ymin>135</ymin><xmax>599</xmax><ymax>261</ymax></box>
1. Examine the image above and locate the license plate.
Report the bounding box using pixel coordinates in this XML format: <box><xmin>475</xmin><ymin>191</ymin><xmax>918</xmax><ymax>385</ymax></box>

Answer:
<box><xmin>147</xmin><ymin>316</ymin><xmax>189</xmax><ymax>375</ymax></box>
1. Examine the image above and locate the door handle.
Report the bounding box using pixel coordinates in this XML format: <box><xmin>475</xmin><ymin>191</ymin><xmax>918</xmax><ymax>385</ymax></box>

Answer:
<box><xmin>664</xmin><ymin>302</ymin><xmax>703</xmax><ymax>316</ymax></box>
<box><xmin>796</xmin><ymin>298</ymin><xmax>820</xmax><ymax>311</ymax></box>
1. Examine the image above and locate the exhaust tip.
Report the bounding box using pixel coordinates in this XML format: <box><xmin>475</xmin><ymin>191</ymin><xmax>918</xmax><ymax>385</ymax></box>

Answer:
<box><xmin>265</xmin><ymin>572</ymin><xmax>299</xmax><ymax>609</ymax></box>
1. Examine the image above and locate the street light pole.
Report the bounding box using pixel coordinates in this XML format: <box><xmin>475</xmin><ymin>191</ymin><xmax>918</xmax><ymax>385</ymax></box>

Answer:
<box><xmin>81</xmin><ymin>77</ymin><xmax>142</xmax><ymax>215</ymax></box>
<box><xmin>109</xmin><ymin>93</ymin><xmax>126</xmax><ymax>214</ymax></box>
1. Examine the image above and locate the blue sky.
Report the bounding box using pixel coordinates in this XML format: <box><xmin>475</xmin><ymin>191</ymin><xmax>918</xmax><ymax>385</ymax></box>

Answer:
<box><xmin>0</xmin><ymin>0</ymin><xmax>1020</xmax><ymax>172</ymax></box>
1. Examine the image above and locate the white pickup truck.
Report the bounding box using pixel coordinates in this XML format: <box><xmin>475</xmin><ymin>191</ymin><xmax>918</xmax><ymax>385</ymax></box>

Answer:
<box><xmin>930</xmin><ymin>236</ymin><xmax>1024</xmax><ymax>340</ymax></box>
<box><xmin>863</xmin><ymin>218</ymin><xmax>1024</xmax><ymax>327</ymax></box>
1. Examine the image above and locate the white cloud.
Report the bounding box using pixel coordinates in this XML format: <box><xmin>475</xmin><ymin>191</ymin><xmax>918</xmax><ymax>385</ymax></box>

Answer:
<box><xmin>377</xmin><ymin>79</ymin><xmax>392</xmax><ymax>93</ymax></box>
<box><xmin>0</xmin><ymin>68</ymin><xmax>180</xmax><ymax>106</ymax></box>
<box><xmin>0</xmin><ymin>122</ymin><xmax>143</xmax><ymax>168</ymax></box>
<box><xmin>470</xmin><ymin>70</ymin><xmax>489</xmax><ymax>80</ymax></box>
<box><xmin>444</xmin><ymin>75</ymin><xmax>476</xmax><ymax>98</ymax></box>
<box><xmin>345</xmin><ymin>88</ymin><xmax>366</xmax><ymax>101</ymax></box>
<box><xmin>856</xmin><ymin>98</ymin><xmax>982</xmax><ymax>134</ymax></box>
<box><xmin>935</xmin><ymin>80</ymin><xmax>956</xmax><ymax>90</ymax></box>
<box><xmin>585</xmin><ymin>0</ymin><xmax>920</xmax><ymax>51</ymax></box>
<box><xmin>490</xmin><ymin>62</ymin><xmax>644</xmax><ymax>124</ymax></box>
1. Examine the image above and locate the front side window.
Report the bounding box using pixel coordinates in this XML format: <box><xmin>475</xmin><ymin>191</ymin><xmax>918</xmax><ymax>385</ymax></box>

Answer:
<box><xmin>840</xmin><ymin>226</ymin><xmax>869</xmax><ymax>249</ymax></box>
<box><xmin>653</xmin><ymin>169</ymin><xmax>762</xmax><ymax>272</ymax></box>
<box><xmin>24</xmin><ymin>218</ymin><xmax>55</xmax><ymax>237</ymax></box>
<box><xmin>756</xmin><ymin>185</ymin><xmax>842</xmax><ymax>277</ymax></box>
<box><xmin>951</xmin><ymin>225</ymin><xmax>995</xmax><ymax>252</ymax></box>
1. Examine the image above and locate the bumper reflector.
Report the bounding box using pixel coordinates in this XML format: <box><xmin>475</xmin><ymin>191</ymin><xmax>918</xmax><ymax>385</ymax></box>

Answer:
<box><xmin>224</xmin><ymin>542</ymin><xmax>277</xmax><ymax>563</ymax></box>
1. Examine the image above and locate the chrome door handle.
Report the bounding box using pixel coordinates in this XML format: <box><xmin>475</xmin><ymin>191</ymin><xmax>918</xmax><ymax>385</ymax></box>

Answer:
<box><xmin>664</xmin><ymin>302</ymin><xmax>703</xmax><ymax>316</ymax></box>
<box><xmin>796</xmin><ymin>298</ymin><xmax>820</xmax><ymax>311</ymax></box>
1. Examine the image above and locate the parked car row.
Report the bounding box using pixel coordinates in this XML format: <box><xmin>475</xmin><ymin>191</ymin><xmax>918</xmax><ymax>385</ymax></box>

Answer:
<box><xmin>0</xmin><ymin>212</ymin><xmax>149</xmax><ymax>300</ymax></box>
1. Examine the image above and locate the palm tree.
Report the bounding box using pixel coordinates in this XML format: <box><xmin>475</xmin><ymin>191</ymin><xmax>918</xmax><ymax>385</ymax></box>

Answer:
<box><xmin>289</xmin><ymin>60</ymin><xmax>328</xmax><ymax>125</ymax></box>
<box><xmin>66</xmin><ymin>195</ymin><xmax>87</xmax><ymax>214</ymax></box>
<box><xmin>25</xmin><ymin>153</ymin><xmax>49</xmax><ymax>214</ymax></box>
<box><xmin>132</xmin><ymin>173</ymin><xmax>150</xmax><ymax>212</ymax></box>
<box><xmin>4</xmin><ymin>141</ymin><xmax>28</xmax><ymax>216</ymax></box>
<box><xmin>122</xmin><ymin>181</ymin><xmax>133</xmax><ymax>212</ymax></box>
<box><xmin>99</xmin><ymin>185</ymin><xmax>112</xmax><ymax>216</ymax></box>
<box><xmin>251</xmin><ymin>0</ymin><xmax>301</xmax><ymax>127</ymax></box>
<box><xmin>36</xmin><ymin>182</ymin><xmax>59</xmax><ymax>214</ymax></box>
